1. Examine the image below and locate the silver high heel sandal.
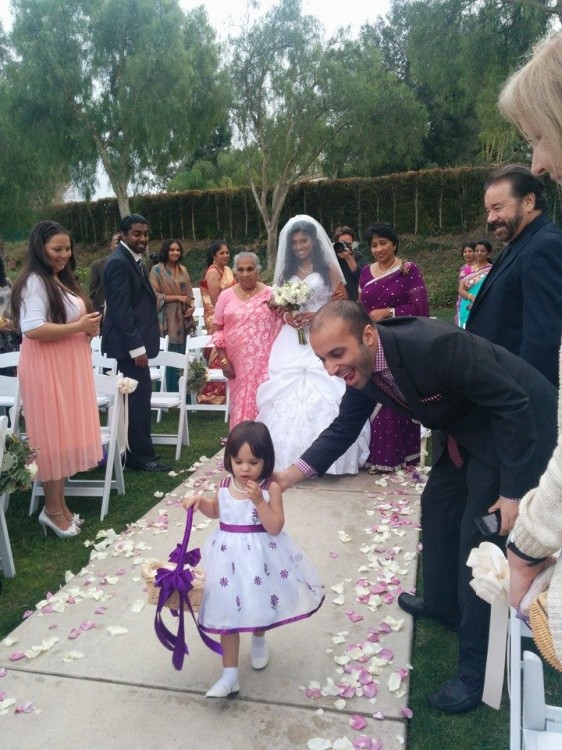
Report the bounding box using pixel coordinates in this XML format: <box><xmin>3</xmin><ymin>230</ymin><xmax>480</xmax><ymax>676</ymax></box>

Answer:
<box><xmin>38</xmin><ymin>509</ymin><xmax>79</xmax><ymax>538</ymax></box>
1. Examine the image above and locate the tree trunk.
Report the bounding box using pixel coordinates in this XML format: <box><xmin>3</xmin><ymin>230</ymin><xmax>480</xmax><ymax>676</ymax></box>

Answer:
<box><xmin>94</xmin><ymin>137</ymin><xmax>131</xmax><ymax>217</ymax></box>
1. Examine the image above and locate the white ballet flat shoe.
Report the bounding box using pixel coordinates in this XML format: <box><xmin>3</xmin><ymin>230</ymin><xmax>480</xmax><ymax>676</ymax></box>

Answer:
<box><xmin>205</xmin><ymin>679</ymin><xmax>240</xmax><ymax>698</ymax></box>
<box><xmin>251</xmin><ymin>642</ymin><xmax>269</xmax><ymax>670</ymax></box>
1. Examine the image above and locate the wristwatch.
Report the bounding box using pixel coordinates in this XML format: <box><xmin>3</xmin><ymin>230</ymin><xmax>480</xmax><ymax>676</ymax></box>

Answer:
<box><xmin>389</xmin><ymin>308</ymin><xmax>396</xmax><ymax>318</ymax></box>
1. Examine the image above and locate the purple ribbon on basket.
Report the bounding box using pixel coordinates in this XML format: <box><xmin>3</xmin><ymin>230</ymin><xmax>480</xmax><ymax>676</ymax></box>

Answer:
<box><xmin>153</xmin><ymin>506</ymin><xmax>222</xmax><ymax>670</ymax></box>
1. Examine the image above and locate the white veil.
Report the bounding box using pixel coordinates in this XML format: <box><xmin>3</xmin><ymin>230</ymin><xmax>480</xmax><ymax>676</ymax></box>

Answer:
<box><xmin>273</xmin><ymin>214</ymin><xmax>345</xmax><ymax>291</ymax></box>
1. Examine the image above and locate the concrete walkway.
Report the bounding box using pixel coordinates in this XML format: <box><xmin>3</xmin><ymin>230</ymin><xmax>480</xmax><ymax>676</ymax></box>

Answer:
<box><xmin>0</xmin><ymin>454</ymin><xmax>425</xmax><ymax>750</ymax></box>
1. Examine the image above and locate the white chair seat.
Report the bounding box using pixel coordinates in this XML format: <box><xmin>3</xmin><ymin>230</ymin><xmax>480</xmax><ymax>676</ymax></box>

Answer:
<box><xmin>185</xmin><ymin>335</ymin><xmax>229</xmax><ymax>423</ymax></box>
<box><xmin>149</xmin><ymin>350</ymin><xmax>189</xmax><ymax>460</ymax></box>
<box><xmin>0</xmin><ymin>416</ymin><xmax>15</xmax><ymax>577</ymax></box>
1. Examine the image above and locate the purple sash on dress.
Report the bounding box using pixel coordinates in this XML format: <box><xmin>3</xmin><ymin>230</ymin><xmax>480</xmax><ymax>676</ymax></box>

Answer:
<box><xmin>153</xmin><ymin>507</ymin><xmax>222</xmax><ymax>670</ymax></box>
<box><xmin>219</xmin><ymin>522</ymin><xmax>266</xmax><ymax>533</ymax></box>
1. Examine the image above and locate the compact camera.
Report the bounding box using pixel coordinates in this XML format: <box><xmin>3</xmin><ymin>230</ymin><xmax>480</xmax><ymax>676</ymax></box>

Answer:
<box><xmin>333</xmin><ymin>241</ymin><xmax>352</xmax><ymax>255</ymax></box>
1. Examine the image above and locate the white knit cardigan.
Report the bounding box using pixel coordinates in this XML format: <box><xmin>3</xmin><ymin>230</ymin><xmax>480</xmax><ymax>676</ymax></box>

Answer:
<box><xmin>511</xmin><ymin>348</ymin><xmax>562</xmax><ymax>663</ymax></box>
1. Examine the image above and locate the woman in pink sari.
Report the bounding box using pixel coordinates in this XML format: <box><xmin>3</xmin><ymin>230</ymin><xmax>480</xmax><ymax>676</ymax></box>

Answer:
<box><xmin>211</xmin><ymin>252</ymin><xmax>282</xmax><ymax>429</ymax></box>
<box><xmin>359</xmin><ymin>222</ymin><xmax>429</xmax><ymax>472</ymax></box>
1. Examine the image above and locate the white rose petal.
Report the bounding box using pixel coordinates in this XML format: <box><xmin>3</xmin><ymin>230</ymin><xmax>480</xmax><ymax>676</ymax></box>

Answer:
<box><xmin>107</xmin><ymin>626</ymin><xmax>128</xmax><ymax>637</ymax></box>
<box><xmin>307</xmin><ymin>739</ymin><xmax>332</xmax><ymax>750</ymax></box>
<box><xmin>131</xmin><ymin>600</ymin><xmax>145</xmax><ymax>614</ymax></box>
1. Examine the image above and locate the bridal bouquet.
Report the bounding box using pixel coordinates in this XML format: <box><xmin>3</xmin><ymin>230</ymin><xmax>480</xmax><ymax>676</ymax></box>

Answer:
<box><xmin>0</xmin><ymin>434</ymin><xmax>38</xmax><ymax>495</ymax></box>
<box><xmin>271</xmin><ymin>279</ymin><xmax>312</xmax><ymax>344</ymax></box>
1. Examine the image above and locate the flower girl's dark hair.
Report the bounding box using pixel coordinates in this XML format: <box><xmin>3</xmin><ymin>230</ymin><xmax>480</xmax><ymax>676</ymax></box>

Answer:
<box><xmin>224</xmin><ymin>421</ymin><xmax>275</xmax><ymax>480</ymax></box>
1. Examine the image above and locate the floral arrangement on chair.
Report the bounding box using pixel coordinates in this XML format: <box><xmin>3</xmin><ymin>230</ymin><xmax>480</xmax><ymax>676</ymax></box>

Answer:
<box><xmin>187</xmin><ymin>359</ymin><xmax>208</xmax><ymax>395</ymax></box>
<box><xmin>0</xmin><ymin>434</ymin><xmax>38</xmax><ymax>495</ymax></box>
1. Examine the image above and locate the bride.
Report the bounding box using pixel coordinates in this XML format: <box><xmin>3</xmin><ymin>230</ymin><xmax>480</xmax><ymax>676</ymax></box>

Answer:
<box><xmin>257</xmin><ymin>215</ymin><xmax>371</xmax><ymax>473</ymax></box>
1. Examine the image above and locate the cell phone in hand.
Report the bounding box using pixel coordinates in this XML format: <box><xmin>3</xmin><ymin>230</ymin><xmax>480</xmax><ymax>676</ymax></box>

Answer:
<box><xmin>475</xmin><ymin>510</ymin><xmax>501</xmax><ymax>537</ymax></box>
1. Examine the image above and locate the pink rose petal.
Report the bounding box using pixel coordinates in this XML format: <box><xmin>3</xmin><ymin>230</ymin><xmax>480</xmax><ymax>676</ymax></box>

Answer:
<box><xmin>80</xmin><ymin>621</ymin><xmax>95</xmax><ymax>631</ymax></box>
<box><xmin>397</xmin><ymin>667</ymin><xmax>409</xmax><ymax>679</ymax></box>
<box><xmin>94</xmin><ymin>607</ymin><xmax>107</xmax><ymax>615</ymax></box>
<box><xmin>9</xmin><ymin>652</ymin><xmax>26</xmax><ymax>661</ymax></box>
<box><xmin>378</xmin><ymin>648</ymin><xmax>393</xmax><ymax>661</ymax></box>
<box><xmin>362</xmin><ymin>682</ymin><xmax>379</xmax><ymax>699</ymax></box>
<box><xmin>401</xmin><ymin>707</ymin><xmax>414</xmax><ymax>719</ymax></box>
<box><xmin>66</xmin><ymin>596</ymin><xmax>76</xmax><ymax>605</ymax></box>
<box><xmin>22</xmin><ymin>610</ymin><xmax>33</xmax><ymax>619</ymax></box>
<box><xmin>68</xmin><ymin>629</ymin><xmax>81</xmax><ymax>640</ymax></box>
<box><xmin>0</xmin><ymin>668</ymin><xmax>7</xmax><ymax>678</ymax></box>
<box><xmin>329</xmin><ymin>552</ymin><xmax>339</xmax><ymax>558</ymax></box>
<box><xmin>15</xmin><ymin>702</ymin><xmax>35</xmax><ymax>714</ymax></box>
<box><xmin>305</xmin><ymin>687</ymin><xmax>322</xmax><ymax>698</ymax></box>
<box><xmin>349</xmin><ymin>715</ymin><xmax>368</xmax><ymax>731</ymax></box>
<box><xmin>346</xmin><ymin>610</ymin><xmax>364</xmax><ymax>624</ymax></box>
<box><xmin>41</xmin><ymin>605</ymin><xmax>55</xmax><ymax>614</ymax></box>
<box><xmin>372</xmin><ymin>711</ymin><xmax>384</xmax><ymax>721</ymax></box>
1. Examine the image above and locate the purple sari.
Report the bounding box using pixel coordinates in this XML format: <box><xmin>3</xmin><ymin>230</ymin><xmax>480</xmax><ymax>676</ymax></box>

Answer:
<box><xmin>359</xmin><ymin>262</ymin><xmax>429</xmax><ymax>471</ymax></box>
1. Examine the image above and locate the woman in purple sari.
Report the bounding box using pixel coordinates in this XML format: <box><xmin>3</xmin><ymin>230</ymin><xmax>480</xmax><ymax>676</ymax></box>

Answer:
<box><xmin>359</xmin><ymin>222</ymin><xmax>429</xmax><ymax>472</ymax></box>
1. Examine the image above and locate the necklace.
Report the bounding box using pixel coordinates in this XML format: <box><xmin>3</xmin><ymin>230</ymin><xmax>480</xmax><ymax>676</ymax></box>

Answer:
<box><xmin>375</xmin><ymin>259</ymin><xmax>399</xmax><ymax>275</ymax></box>
<box><xmin>238</xmin><ymin>285</ymin><xmax>258</xmax><ymax>299</ymax></box>
<box><xmin>299</xmin><ymin>264</ymin><xmax>313</xmax><ymax>275</ymax></box>
<box><xmin>232</xmin><ymin>478</ymin><xmax>251</xmax><ymax>494</ymax></box>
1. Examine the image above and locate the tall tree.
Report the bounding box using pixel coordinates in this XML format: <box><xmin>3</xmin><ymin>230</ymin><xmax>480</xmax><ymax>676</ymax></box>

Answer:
<box><xmin>229</xmin><ymin>0</ymin><xmax>340</xmax><ymax>268</ymax></box>
<box><xmin>9</xmin><ymin>0</ymin><xmax>228</xmax><ymax>216</ymax></box>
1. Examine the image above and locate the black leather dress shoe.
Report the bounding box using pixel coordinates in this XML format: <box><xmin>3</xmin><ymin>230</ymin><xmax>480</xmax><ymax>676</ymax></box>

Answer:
<box><xmin>127</xmin><ymin>460</ymin><xmax>172</xmax><ymax>473</ymax></box>
<box><xmin>428</xmin><ymin>675</ymin><xmax>482</xmax><ymax>714</ymax></box>
<box><xmin>398</xmin><ymin>593</ymin><xmax>460</xmax><ymax>631</ymax></box>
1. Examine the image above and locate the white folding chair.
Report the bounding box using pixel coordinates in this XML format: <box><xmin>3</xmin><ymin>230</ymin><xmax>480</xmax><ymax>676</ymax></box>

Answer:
<box><xmin>509</xmin><ymin>607</ymin><xmax>562</xmax><ymax>750</ymax></box>
<box><xmin>0</xmin><ymin>372</ymin><xmax>23</xmax><ymax>435</ymax></box>
<box><xmin>90</xmin><ymin>335</ymin><xmax>102</xmax><ymax>352</ymax></box>
<box><xmin>29</xmin><ymin>372</ymin><xmax>126</xmax><ymax>521</ymax></box>
<box><xmin>0</xmin><ymin>416</ymin><xmax>15</xmax><ymax>577</ymax></box>
<box><xmin>151</xmin><ymin>335</ymin><xmax>169</xmax><ymax>423</ymax></box>
<box><xmin>191</xmin><ymin>288</ymin><xmax>206</xmax><ymax>335</ymax></box>
<box><xmin>149</xmin><ymin>350</ymin><xmax>189</xmax><ymax>460</ymax></box>
<box><xmin>0</xmin><ymin>351</ymin><xmax>20</xmax><ymax>420</ymax></box>
<box><xmin>91</xmin><ymin>351</ymin><xmax>117</xmax><ymax>410</ymax></box>
<box><xmin>185</xmin><ymin>335</ymin><xmax>229</xmax><ymax>423</ymax></box>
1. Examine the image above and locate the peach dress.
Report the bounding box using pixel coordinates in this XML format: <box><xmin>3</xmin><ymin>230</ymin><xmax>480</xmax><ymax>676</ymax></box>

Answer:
<box><xmin>18</xmin><ymin>274</ymin><xmax>102</xmax><ymax>482</ymax></box>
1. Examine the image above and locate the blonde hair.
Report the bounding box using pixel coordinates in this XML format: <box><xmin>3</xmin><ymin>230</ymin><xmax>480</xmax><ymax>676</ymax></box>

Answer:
<box><xmin>499</xmin><ymin>32</ymin><xmax>562</xmax><ymax>171</ymax></box>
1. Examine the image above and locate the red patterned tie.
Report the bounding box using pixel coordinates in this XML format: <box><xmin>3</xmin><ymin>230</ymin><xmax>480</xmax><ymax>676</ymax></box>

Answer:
<box><xmin>447</xmin><ymin>434</ymin><xmax>464</xmax><ymax>468</ymax></box>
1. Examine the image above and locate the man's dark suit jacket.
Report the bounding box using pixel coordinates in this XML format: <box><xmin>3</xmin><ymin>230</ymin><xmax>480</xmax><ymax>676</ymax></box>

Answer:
<box><xmin>466</xmin><ymin>213</ymin><xmax>562</xmax><ymax>386</ymax></box>
<box><xmin>89</xmin><ymin>256</ymin><xmax>108</xmax><ymax>310</ymax></box>
<box><xmin>101</xmin><ymin>243</ymin><xmax>159</xmax><ymax>360</ymax></box>
<box><xmin>301</xmin><ymin>317</ymin><xmax>557</xmax><ymax>499</ymax></box>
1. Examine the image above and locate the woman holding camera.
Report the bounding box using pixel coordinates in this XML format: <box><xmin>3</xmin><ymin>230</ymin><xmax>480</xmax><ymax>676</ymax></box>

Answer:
<box><xmin>333</xmin><ymin>226</ymin><xmax>365</xmax><ymax>302</ymax></box>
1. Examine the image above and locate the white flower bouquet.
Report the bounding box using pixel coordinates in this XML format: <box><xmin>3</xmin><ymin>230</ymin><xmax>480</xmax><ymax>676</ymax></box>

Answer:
<box><xmin>0</xmin><ymin>434</ymin><xmax>39</xmax><ymax>495</ymax></box>
<box><xmin>271</xmin><ymin>279</ymin><xmax>312</xmax><ymax>344</ymax></box>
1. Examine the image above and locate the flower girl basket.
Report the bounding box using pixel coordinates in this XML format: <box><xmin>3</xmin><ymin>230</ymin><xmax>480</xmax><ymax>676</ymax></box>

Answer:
<box><xmin>529</xmin><ymin>591</ymin><xmax>562</xmax><ymax>672</ymax></box>
<box><xmin>142</xmin><ymin>506</ymin><xmax>222</xmax><ymax>669</ymax></box>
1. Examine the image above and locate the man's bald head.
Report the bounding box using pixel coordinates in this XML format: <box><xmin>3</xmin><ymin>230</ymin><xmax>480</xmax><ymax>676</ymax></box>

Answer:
<box><xmin>310</xmin><ymin>300</ymin><xmax>372</xmax><ymax>342</ymax></box>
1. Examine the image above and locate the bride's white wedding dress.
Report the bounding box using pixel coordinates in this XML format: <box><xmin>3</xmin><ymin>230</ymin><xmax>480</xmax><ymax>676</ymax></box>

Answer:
<box><xmin>256</xmin><ymin>272</ymin><xmax>371</xmax><ymax>472</ymax></box>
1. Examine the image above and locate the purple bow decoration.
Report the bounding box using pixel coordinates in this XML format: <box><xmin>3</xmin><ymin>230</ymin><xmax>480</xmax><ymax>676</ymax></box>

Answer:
<box><xmin>152</xmin><ymin>506</ymin><xmax>222</xmax><ymax>670</ymax></box>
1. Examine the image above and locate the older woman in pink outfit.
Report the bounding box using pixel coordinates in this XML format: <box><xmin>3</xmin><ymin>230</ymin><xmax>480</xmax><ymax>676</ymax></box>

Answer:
<box><xmin>211</xmin><ymin>252</ymin><xmax>282</xmax><ymax>429</ymax></box>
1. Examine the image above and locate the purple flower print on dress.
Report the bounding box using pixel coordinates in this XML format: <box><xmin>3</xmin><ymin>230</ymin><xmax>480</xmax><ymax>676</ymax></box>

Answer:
<box><xmin>264</xmin><ymin>563</ymin><xmax>270</xmax><ymax>577</ymax></box>
<box><xmin>221</xmin><ymin>543</ymin><xmax>227</xmax><ymax>552</ymax></box>
<box><xmin>220</xmin><ymin>577</ymin><xmax>228</xmax><ymax>587</ymax></box>
<box><xmin>251</xmin><ymin>508</ymin><xmax>259</xmax><ymax>524</ymax></box>
<box><xmin>268</xmin><ymin>540</ymin><xmax>277</xmax><ymax>549</ymax></box>
<box><xmin>236</xmin><ymin>595</ymin><xmax>241</xmax><ymax>612</ymax></box>
<box><xmin>271</xmin><ymin>594</ymin><xmax>279</xmax><ymax>612</ymax></box>
<box><xmin>280</xmin><ymin>569</ymin><xmax>289</xmax><ymax>579</ymax></box>
<box><xmin>254</xmin><ymin>576</ymin><xmax>262</xmax><ymax>586</ymax></box>
<box><xmin>231</xmin><ymin>561</ymin><xmax>236</xmax><ymax>575</ymax></box>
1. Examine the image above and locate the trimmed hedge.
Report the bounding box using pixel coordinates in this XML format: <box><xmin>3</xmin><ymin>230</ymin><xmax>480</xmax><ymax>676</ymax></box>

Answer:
<box><xmin>45</xmin><ymin>166</ymin><xmax>562</xmax><ymax>245</ymax></box>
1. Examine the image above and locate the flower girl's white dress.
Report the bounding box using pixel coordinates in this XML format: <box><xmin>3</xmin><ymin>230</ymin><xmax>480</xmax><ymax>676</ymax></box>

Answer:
<box><xmin>198</xmin><ymin>477</ymin><xmax>324</xmax><ymax>634</ymax></box>
<box><xmin>257</xmin><ymin>272</ymin><xmax>371</xmax><ymax>472</ymax></box>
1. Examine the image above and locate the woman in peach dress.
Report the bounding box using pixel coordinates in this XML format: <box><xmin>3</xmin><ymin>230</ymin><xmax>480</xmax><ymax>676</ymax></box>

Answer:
<box><xmin>12</xmin><ymin>221</ymin><xmax>102</xmax><ymax>537</ymax></box>
<box><xmin>211</xmin><ymin>252</ymin><xmax>282</xmax><ymax>429</ymax></box>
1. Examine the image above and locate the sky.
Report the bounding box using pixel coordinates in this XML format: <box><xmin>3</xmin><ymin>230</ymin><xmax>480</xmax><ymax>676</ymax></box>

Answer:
<box><xmin>0</xmin><ymin>0</ymin><xmax>392</xmax><ymax>37</ymax></box>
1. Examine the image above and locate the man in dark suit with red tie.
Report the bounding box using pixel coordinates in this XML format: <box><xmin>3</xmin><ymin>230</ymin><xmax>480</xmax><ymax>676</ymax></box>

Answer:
<box><xmin>276</xmin><ymin>301</ymin><xmax>557</xmax><ymax>714</ymax></box>
<box><xmin>467</xmin><ymin>164</ymin><xmax>562</xmax><ymax>386</ymax></box>
<box><xmin>102</xmin><ymin>214</ymin><xmax>170</xmax><ymax>472</ymax></box>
